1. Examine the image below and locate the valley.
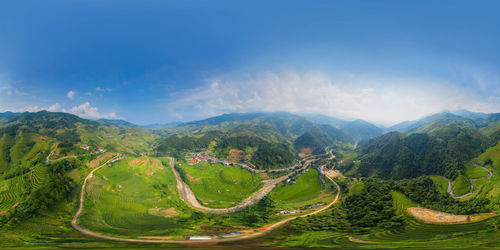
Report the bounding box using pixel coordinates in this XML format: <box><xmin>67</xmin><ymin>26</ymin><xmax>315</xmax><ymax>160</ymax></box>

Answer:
<box><xmin>1</xmin><ymin>111</ymin><xmax>500</xmax><ymax>249</ymax></box>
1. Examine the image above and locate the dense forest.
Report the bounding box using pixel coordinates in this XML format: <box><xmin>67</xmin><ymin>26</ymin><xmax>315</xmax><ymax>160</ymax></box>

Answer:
<box><xmin>294</xmin><ymin>125</ymin><xmax>352</xmax><ymax>154</ymax></box>
<box><xmin>290</xmin><ymin>176</ymin><xmax>490</xmax><ymax>235</ymax></box>
<box><xmin>292</xmin><ymin>179</ymin><xmax>404</xmax><ymax>233</ymax></box>
<box><xmin>356</xmin><ymin>125</ymin><xmax>489</xmax><ymax>179</ymax></box>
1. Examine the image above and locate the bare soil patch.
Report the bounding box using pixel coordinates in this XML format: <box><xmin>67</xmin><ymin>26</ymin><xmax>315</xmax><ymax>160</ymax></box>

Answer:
<box><xmin>86</xmin><ymin>152</ymin><xmax>115</xmax><ymax>168</ymax></box>
<box><xmin>228</xmin><ymin>149</ymin><xmax>244</xmax><ymax>163</ymax></box>
<box><xmin>407</xmin><ymin>207</ymin><xmax>496</xmax><ymax>224</ymax></box>
<box><xmin>148</xmin><ymin>207</ymin><xmax>179</xmax><ymax>218</ymax></box>
<box><xmin>186</xmin><ymin>174</ymin><xmax>201</xmax><ymax>183</ymax></box>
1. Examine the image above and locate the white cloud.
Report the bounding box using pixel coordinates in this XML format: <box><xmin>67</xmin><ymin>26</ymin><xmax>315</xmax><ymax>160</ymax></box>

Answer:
<box><xmin>20</xmin><ymin>102</ymin><xmax>116</xmax><ymax>119</ymax></box>
<box><xmin>62</xmin><ymin>102</ymin><xmax>116</xmax><ymax>119</ymax></box>
<box><xmin>0</xmin><ymin>84</ymin><xmax>29</xmax><ymax>96</ymax></box>
<box><xmin>23</xmin><ymin>103</ymin><xmax>61</xmax><ymax>112</ymax></box>
<box><xmin>167</xmin><ymin>71</ymin><xmax>500</xmax><ymax>125</ymax></box>
<box><xmin>67</xmin><ymin>90</ymin><xmax>76</xmax><ymax>99</ymax></box>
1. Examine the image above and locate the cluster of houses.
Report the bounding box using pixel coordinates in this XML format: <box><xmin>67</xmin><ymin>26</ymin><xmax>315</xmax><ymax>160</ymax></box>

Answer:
<box><xmin>278</xmin><ymin>210</ymin><xmax>300</xmax><ymax>215</ymax></box>
<box><xmin>80</xmin><ymin>144</ymin><xmax>107</xmax><ymax>154</ymax></box>
<box><xmin>186</xmin><ymin>232</ymin><xmax>241</xmax><ymax>240</ymax></box>
<box><xmin>185</xmin><ymin>151</ymin><xmax>230</xmax><ymax>166</ymax></box>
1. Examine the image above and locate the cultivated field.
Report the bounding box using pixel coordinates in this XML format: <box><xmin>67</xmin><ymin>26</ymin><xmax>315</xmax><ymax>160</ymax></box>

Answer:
<box><xmin>178</xmin><ymin>162</ymin><xmax>263</xmax><ymax>208</ymax></box>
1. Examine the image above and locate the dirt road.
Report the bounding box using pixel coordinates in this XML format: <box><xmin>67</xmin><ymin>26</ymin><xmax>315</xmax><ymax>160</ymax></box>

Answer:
<box><xmin>170</xmin><ymin>157</ymin><xmax>319</xmax><ymax>213</ymax></box>
<box><xmin>71</xmin><ymin>155</ymin><xmax>341</xmax><ymax>244</ymax></box>
<box><xmin>71</xmin><ymin>154</ymin><xmax>121</xmax><ymax>232</ymax></box>
<box><xmin>434</xmin><ymin>163</ymin><xmax>493</xmax><ymax>199</ymax></box>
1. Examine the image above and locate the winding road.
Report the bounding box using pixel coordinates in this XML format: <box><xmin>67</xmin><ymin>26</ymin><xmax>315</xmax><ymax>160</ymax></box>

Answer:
<box><xmin>170</xmin><ymin>157</ymin><xmax>318</xmax><ymax>213</ymax></box>
<box><xmin>70</xmin><ymin>151</ymin><xmax>341</xmax><ymax>244</ymax></box>
<box><xmin>434</xmin><ymin>163</ymin><xmax>493</xmax><ymax>199</ymax></box>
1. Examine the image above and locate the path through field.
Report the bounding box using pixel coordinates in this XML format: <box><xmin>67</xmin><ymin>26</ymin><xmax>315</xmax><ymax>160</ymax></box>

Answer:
<box><xmin>434</xmin><ymin>163</ymin><xmax>493</xmax><ymax>199</ymax></box>
<box><xmin>70</xmin><ymin>152</ymin><xmax>341</xmax><ymax>244</ymax></box>
<box><xmin>170</xmin><ymin>157</ymin><xmax>319</xmax><ymax>213</ymax></box>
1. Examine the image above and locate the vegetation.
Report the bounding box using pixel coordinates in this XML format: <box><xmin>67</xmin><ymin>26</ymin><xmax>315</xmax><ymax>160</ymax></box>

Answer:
<box><xmin>393</xmin><ymin>176</ymin><xmax>489</xmax><ymax>214</ymax></box>
<box><xmin>294</xmin><ymin>124</ymin><xmax>352</xmax><ymax>154</ymax></box>
<box><xmin>271</xmin><ymin>169</ymin><xmax>323</xmax><ymax>205</ymax></box>
<box><xmin>291</xmin><ymin>179</ymin><xmax>404</xmax><ymax>234</ymax></box>
<box><xmin>178</xmin><ymin>162</ymin><xmax>263</xmax><ymax>208</ymax></box>
<box><xmin>452</xmin><ymin>174</ymin><xmax>471</xmax><ymax>196</ymax></box>
<box><xmin>465</xmin><ymin>166</ymin><xmax>489</xmax><ymax>179</ymax></box>
<box><xmin>356</xmin><ymin>126</ymin><xmax>488</xmax><ymax>179</ymax></box>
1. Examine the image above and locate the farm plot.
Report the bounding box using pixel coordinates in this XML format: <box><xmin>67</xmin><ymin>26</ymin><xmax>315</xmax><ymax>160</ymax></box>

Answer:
<box><xmin>179</xmin><ymin>162</ymin><xmax>263</xmax><ymax>208</ymax></box>
<box><xmin>79</xmin><ymin>157</ymin><xmax>198</xmax><ymax>237</ymax></box>
<box><xmin>270</xmin><ymin>168</ymin><xmax>336</xmax><ymax>210</ymax></box>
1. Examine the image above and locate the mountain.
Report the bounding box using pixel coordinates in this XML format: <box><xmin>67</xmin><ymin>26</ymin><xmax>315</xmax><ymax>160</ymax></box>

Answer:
<box><xmin>299</xmin><ymin>113</ymin><xmax>349</xmax><ymax>128</ymax></box>
<box><xmin>389</xmin><ymin>111</ymin><xmax>481</xmax><ymax>133</ymax></box>
<box><xmin>354</xmin><ymin>124</ymin><xmax>489</xmax><ymax>180</ymax></box>
<box><xmin>339</xmin><ymin>119</ymin><xmax>385</xmax><ymax>144</ymax></box>
<box><xmin>294</xmin><ymin>124</ymin><xmax>353</xmax><ymax>154</ymax></box>
<box><xmin>98</xmin><ymin>119</ymin><xmax>140</xmax><ymax>128</ymax></box>
<box><xmin>0</xmin><ymin>111</ymin><xmax>158</xmax><ymax>160</ymax></box>
<box><xmin>161</xmin><ymin>112</ymin><xmax>315</xmax><ymax>143</ymax></box>
<box><xmin>142</xmin><ymin>121</ymin><xmax>182</xmax><ymax>130</ymax></box>
<box><xmin>0</xmin><ymin>111</ymin><xmax>21</xmax><ymax>122</ymax></box>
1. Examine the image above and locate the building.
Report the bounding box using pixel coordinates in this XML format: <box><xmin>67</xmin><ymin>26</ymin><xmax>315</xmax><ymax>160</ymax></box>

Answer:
<box><xmin>186</xmin><ymin>236</ymin><xmax>211</xmax><ymax>240</ymax></box>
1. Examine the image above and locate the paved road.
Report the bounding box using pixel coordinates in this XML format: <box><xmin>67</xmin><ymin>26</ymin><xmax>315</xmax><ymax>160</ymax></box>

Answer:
<box><xmin>170</xmin><ymin>157</ymin><xmax>319</xmax><ymax>213</ymax></box>
<box><xmin>434</xmin><ymin>163</ymin><xmax>493</xmax><ymax>199</ymax></box>
<box><xmin>70</xmin><ymin>154</ymin><xmax>341</xmax><ymax>244</ymax></box>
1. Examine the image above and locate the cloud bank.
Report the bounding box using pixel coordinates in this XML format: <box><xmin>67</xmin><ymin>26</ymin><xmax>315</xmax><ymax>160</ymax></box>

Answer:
<box><xmin>24</xmin><ymin>102</ymin><xmax>116</xmax><ymax>119</ymax></box>
<box><xmin>167</xmin><ymin>71</ymin><xmax>500</xmax><ymax>125</ymax></box>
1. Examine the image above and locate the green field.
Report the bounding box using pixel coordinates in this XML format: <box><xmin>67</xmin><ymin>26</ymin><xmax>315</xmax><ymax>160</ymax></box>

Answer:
<box><xmin>270</xmin><ymin>168</ymin><xmax>336</xmax><ymax>210</ymax></box>
<box><xmin>391</xmin><ymin>190</ymin><xmax>420</xmax><ymax>214</ymax></box>
<box><xmin>179</xmin><ymin>162</ymin><xmax>263</xmax><ymax>208</ymax></box>
<box><xmin>466</xmin><ymin>166</ymin><xmax>489</xmax><ymax>179</ymax></box>
<box><xmin>79</xmin><ymin>157</ymin><xmax>199</xmax><ymax>238</ymax></box>
<box><xmin>349</xmin><ymin>183</ymin><xmax>364</xmax><ymax>195</ymax></box>
<box><xmin>452</xmin><ymin>174</ymin><xmax>470</xmax><ymax>196</ymax></box>
<box><xmin>430</xmin><ymin>176</ymin><xmax>448</xmax><ymax>194</ymax></box>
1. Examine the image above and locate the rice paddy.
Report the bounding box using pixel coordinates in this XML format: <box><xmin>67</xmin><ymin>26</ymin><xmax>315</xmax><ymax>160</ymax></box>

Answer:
<box><xmin>178</xmin><ymin>162</ymin><xmax>263</xmax><ymax>208</ymax></box>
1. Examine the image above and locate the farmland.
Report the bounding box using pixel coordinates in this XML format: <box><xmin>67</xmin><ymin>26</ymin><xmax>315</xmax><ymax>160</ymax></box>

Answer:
<box><xmin>78</xmin><ymin>157</ymin><xmax>198</xmax><ymax>238</ymax></box>
<box><xmin>178</xmin><ymin>162</ymin><xmax>263</xmax><ymax>208</ymax></box>
<box><xmin>271</xmin><ymin>168</ymin><xmax>336</xmax><ymax>210</ymax></box>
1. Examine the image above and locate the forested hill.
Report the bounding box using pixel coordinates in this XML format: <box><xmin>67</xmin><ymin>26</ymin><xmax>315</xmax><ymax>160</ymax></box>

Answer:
<box><xmin>339</xmin><ymin>119</ymin><xmax>384</xmax><ymax>144</ymax></box>
<box><xmin>354</xmin><ymin>125</ymin><xmax>490</xmax><ymax>180</ymax></box>
<box><xmin>158</xmin><ymin>112</ymin><xmax>315</xmax><ymax>140</ymax></box>
<box><xmin>294</xmin><ymin>124</ymin><xmax>352</xmax><ymax>154</ymax></box>
<box><xmin>0</xmin><ymin>111</ymin><xmax>158</xmax><ymax>163</ymax></box>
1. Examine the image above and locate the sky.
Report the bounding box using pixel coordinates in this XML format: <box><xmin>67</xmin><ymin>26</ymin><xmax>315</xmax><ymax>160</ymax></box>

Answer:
<box><xmin>1</xmin><ymin>0</ymin><xmax>500</xmax><ymax>126</ymax></box>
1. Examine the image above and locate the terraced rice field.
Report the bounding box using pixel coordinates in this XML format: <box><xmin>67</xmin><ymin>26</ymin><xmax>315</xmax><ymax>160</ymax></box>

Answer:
<box><xmin>466</xmin><ymin>166</ymin><xmax>489</xmax><ymax>179</ymax></box>
<box><xmin>367</xmin><ymin>218</ymin><xmax>495</xmax><ymax>242</ymax></box>
<box><xmin>179</xmin><ymin>162</ymin><xmax>263</xmax><ymax>208</ymax></box>
<box><xmin>79</xmin><ymin>157</ymin><xmax>198</xmax><ymax>237</ymax></box>
<box><xmin>270</xmin><ymin>168</ymin><xmax>335</xmax><ymax>210</ymax></box>
<box><xmin>0</xmin><ymin>176</ymin><xmax>25</xmax><ymax>211</ymax></box>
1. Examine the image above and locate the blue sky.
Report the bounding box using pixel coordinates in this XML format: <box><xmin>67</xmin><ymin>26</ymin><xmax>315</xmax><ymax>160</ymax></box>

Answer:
<box><xmin>1</xmin><ymin>0</ymin><xmax>500</xmax><ymax>125</ymax></box>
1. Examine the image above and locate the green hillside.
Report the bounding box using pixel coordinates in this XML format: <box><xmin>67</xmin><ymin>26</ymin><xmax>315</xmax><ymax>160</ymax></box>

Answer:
<box><xmin>294</xmin><ymin>124</ymin><xmax>352</xmax><ymax>154</ymax></box>
<box><xmin>177</xmin><ymin>162</ymin><xmax>263</xmax><ymax>208</ymax></box>
<box><xmin>355</xmin><ymin>125</ymin><xmax>488</xmax><ymax>179</ymax></box>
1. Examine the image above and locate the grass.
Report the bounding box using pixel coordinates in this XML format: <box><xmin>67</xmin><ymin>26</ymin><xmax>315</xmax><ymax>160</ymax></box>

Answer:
<box><xmin>179</xmin><ymin>162</ymin><xmax>263</xmax><ymax>208</ymax></box>
<box><xmin>465</xmin><ymin>166</ymin><xmax>489</xmax><ymax>179</ymax></box>
<box><xmin>391</xmin><ymin>190</ymin><xmax>420</xmax><ymax>215</ymax></box>
<box><xmin>430</xmin><ymin>176</ymin><xmax>449</xmax><ymax>194</ymax></box>
<box><xmin>452</xmin><ymin>174</ymin><xmax>470</xmax><ymax>196</ymax></box>
<box><xmin>349</xmin><ymin>183</ymin><xmax>364</xmax><ymax>195</ymax></box>
<box><xmin>79</xmin><ymin>157</ymin><xmax>199</xmax><ymax>238</ymax></box>
<box><xmin>270</xmin><ymin>168</ymin><xmax>335</xmax><ymax>210</ymax></box>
